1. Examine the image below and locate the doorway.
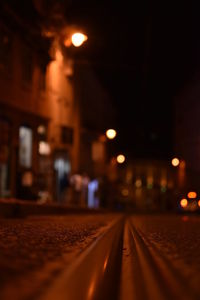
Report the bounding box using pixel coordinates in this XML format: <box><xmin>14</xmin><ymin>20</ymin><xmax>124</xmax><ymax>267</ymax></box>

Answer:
<box><xmin>0</xmin><ymin>118</ymin><xmax>11</xmax><ymax>198</ymax></box>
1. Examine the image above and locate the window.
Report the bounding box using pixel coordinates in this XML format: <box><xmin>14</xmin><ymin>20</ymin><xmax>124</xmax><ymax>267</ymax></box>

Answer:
<box><xmin>61</xmin><ymin>126</ymin><xmax>73</xmax><ymax>144</ymax></box>
<box><xmin>0</xmin><ymin>27</ymin><xmax>12</xmax><ymax>74</ymax></box>
<box><xmin>19</xmin><ymin>126</ymin><xmax>33</xmax><ymax>168</ymax></box>
<box><xmin>37</xmin><ymin>124</ymin><xmax>47</xmax><ymax>140</ymax></box>
<box><xmin>21</xmin><ymin>44</ymin><xmax>33</xmax><ymax>84</ymax></box>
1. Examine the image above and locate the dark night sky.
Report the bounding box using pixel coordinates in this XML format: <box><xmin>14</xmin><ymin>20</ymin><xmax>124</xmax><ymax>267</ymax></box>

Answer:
<box><xmin>65</xmin><ymin>1</ymin><xmax>200</xmax><ymax>159</ymax></box>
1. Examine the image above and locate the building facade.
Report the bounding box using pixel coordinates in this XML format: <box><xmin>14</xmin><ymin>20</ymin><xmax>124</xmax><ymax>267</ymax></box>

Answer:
<box><xmin>74</xmin><ymin>64</ymin><xmax>116</xmax><ymax>179</ymax></box>
<box><xmin>174</xmin><ymin>72</ymin><xmax>200</xmax><ymax>191</ymax></box>
<box><xmin>0</xmin><ymin>2</ymin><xmax>116</xmax><ymax>204</ymax></box>
<box><xmin>0</xmin><ymin>5</ymin><xmax>79</xmax><ymax>201</ymax></box>
<box><xmin>116</xmin><ymin>159</ymin><xmax>177</xmax><ymax>212</ymax></box>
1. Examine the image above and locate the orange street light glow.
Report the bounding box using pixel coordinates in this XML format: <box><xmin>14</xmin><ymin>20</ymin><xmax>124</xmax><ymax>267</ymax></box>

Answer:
<box><xmin>117</xmin><ymin>154</ymin><xmax>125</xmax><ymax>164</ymax></box>
<box><xmin>106</xmin><ymin>129</ymin><xmax>117</xmax><ymax>139</ymax></box>
<box><xmin>171</xmin><ymin>157</ymin><xmax>180</xmax><ymax>167</ymax></box>
<box><xmin>187</xmin><ymin>191</ymin><xmax>197</xmax><ymax>199</ymax></box>
<box><xmin>121</xmin><ymin>189</ymin><xmax>129</xmax><ymax>196</ymax></box>
<box><xmin>71</xmin><ymin>33</ymin><xmax>88</xmax><ymax>47</ymax></box>
<box><xmin>135</xmin><ymin>179</ymin><xmax>142</xmax><ymax>188</ymax></box>
<box><xmin>180</xmin><ymin>198</ymin><xmax>188</xmax><ymax>208</ymax></box>
<box><xmin>198</xmin><ymin>200</ymin><xmax>200</xmax><ymax>207</ymax></box>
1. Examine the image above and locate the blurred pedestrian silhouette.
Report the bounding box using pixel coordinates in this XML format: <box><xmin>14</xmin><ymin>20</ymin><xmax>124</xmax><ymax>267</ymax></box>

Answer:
<box><xmin>60</xmin><ymin>172</ymin><xmax>70</xmax><ymax>203</ymax></box>
<box><xmin>70</xmin><ymin>173</ymin><xmax>83</xmax><ymax>205</ymax></box>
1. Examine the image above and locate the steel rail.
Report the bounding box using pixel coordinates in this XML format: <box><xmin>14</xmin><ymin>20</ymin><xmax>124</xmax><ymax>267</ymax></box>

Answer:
<box><xmin>39</xmin><ymin>214</ymin><xmax>124</xmax><ymax>300</ymax></box>
<box><xmin>120</xmin><ymin>217</ymin><xmax>199</xmax><ymax>300</ymax></box>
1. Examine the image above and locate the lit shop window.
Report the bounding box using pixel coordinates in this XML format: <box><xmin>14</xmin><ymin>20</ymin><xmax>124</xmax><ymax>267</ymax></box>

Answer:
<box><xmin>39</xmin><ymin>141</ymin><xmax>51</xmax><ymax>155</ymax></box>
<box><xmin>19</xmin><ymin>126</ymin><xmax>32</xmax><ymax>168</ymax></box>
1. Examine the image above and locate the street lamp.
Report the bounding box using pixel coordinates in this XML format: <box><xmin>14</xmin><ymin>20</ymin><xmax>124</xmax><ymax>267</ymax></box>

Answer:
<box><xmin>187</xmin><ymin>191</ymin><xmax>197</xmax><ymax>199</ymax></box>
<box><xmin>171</xmin><ymin>157</ymin><xmax>180</xmax><ymax>167</ymax></box>
<box><xmin>106</xmin><ymin>129</ymin><xmax>117</xmax><ymax>140</ymax></box>
<box><xmin>117</xmin><ymin>154</ymin><xmax>125</xmax><ymax>164</ymax></box>
<box><xmin>180</xmin><ymin>198</ymin><xmax>188</xmax><ymax>208</ymax></box>
<box><xmin>63</xmin><ymin>31</ymin><xmax>88</xmax><ymax>48</ymax></box>
<box><xmin>71</xmin><ymin>32</ymin><xmax>88</xmax><ymax>47</ymax></box>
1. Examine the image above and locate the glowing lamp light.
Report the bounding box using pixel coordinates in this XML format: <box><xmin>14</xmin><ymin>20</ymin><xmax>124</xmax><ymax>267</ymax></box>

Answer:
<box><xmin>39</xmin><ymin>141</ymin><xmax>51</xmax><ymax>155</ymax></box>
<box><xmin>198</xmin><ymin>200</ymin><xmax>200</xmax><ymax>207</ymax></box>
<box><xmin>135</xmin><ymin>179</ymin><xmax>142</xmax><ymax>188</ymax></box>
<box><xmin>117</xmin><ymin>154</ymin><xmax>125</xmax><ymax>164</ymax></box>
<box><xmin>180</xmin><ymin>198</ymin><xmax>188</xmax><ymax>208</ymax></box>
<box><xmin>171</xmin><ymin>157</ymin><xmax>180</xmax><ymax>167</ymax></box>
<box><xmin>187</xmin><ymin>191</ymin><xmax>197</xmax><ymax>199</ymax></box>
<box><xmin>37</xmin><ymin>125</ymin><xmax>46</xmax><ymax>135</ymax></box>
<box><xmin>71</xmin><ymin>33</ymin><xmax>88</xmax><ymax>47</ymax></box>
<box><xmin>121</xmin><ymin>189</ymin><xmax>129</xmax><ymax>196</ymax></box>
<box><xmin>106</xmin><ymin>129</ymin><xmax>117</xmax><ymax>140</ymax></box>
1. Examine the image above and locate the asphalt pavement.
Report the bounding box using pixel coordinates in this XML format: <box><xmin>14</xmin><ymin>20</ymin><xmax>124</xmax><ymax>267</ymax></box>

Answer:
<box><xmin>1</xmin><ymin>213</ymin><xmax>200</xmax><ymax>300</ymax></box>
<box><xmin>0</xmin><ymin>213</ymin><xmax>119</xmax><ymax>300</ymax></box>
<box><xmin>120</xmin><ymin>214</ymin><xmax>200</xmax><ymax>300</ymax></box>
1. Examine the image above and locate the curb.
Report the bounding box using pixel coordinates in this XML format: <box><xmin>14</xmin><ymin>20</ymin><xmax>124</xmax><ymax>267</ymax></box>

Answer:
<box><xmin>0</xmin><ymin>199</ymin><xmax>106</xmax><ymax>218</ymax></box>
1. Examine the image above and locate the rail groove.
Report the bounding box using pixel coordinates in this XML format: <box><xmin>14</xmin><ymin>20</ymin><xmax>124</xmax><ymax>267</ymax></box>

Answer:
<box><xmin>39</xmin><ymin>215</ymin><xmax>124</xmax><ymax>300</ymax></box>
<box><xmin>38</xmin><ymin>215</ymin><xmax>200</xmax><ymax>300</ymax></box>
<box><xmin>120</xmin><ymin>218</ymin><xmax>199</xmax><ymax>300</ymax></box>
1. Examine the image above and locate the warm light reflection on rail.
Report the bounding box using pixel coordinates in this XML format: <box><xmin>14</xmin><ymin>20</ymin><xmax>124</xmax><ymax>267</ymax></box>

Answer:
<box><xmin>103</xmin><ymin>256</ymin><xmax>109</xmax><ymax>272</ymax></box>
<box><xmin>88</xmin><ymin>279</ymin><xmax>96</xmax><ymax>300</ymax></box>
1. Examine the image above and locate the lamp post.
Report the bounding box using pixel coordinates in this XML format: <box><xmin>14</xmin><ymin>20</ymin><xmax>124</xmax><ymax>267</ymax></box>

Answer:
<box><xmin>64</xmin><ymin>31</ymin><xmax>88</xmax><ymax>48</ymax></box>
<box><xmin>63</xmin><ymin>30</ymin><xmax>88</xmax><ymax>173</ymax></box>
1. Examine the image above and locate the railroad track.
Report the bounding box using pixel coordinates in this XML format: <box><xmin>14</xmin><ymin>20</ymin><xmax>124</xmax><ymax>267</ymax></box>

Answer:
<box><xmin>39</xmin><ymin>215</ymin><xmax>200</xmax><ymax>300</ymax></box>
<box><xmin>120</xmin><ymin>217</ymin><xmax>199</xmax><ymax>300</ymax></box>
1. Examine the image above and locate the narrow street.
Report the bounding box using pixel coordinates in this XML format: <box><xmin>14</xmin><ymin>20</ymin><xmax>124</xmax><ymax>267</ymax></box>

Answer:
<box><xmin>1</xmin><ymin>213</ymin><xmax>200</xmax><ymax>300</ymax></box>
<box><xmin>0</xmin><ymin>2</ymin><xmax>200</xmax><ymax>300</ymax></box>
